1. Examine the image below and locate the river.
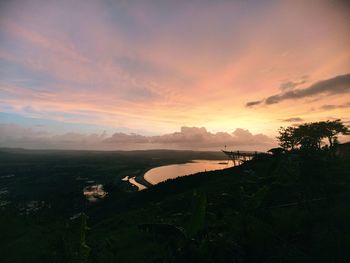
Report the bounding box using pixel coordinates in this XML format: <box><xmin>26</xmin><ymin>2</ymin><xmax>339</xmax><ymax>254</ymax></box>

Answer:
<box><xmin>143</xmin><ymin>159</ymin><xmax>234</xmax><ymax>185</ymax></box>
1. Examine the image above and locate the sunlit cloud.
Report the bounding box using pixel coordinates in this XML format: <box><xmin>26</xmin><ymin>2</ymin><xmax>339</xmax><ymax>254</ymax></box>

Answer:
<box><xmin>0</xmin><ymin>123</ymin><xmax>275</xmax><ymax>151</ymax></box>
<box><xmin>0</xmin><ymin>0</ymin><xmax>349</xmax><ymax>148</ymax></box>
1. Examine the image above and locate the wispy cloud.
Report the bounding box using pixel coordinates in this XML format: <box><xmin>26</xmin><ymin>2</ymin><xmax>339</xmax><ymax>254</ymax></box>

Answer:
<box><xmin>245</xmin><ymin>100</ymin><xmax>263</xmax><ymax>107</ymax></box>
<box><xmin>279</xmin><ymin>75</ymin><xmax>308</xmax><ymax>91</ymax></box>
<box><xmin>281</xmin><ymin>117</ymin><xmax>304</xmax><ymax>122</ymax></box>
<box><xmin>319</xmin><ymin>102</ymin><xmax>350</xmax><ymax>111</ymax></box>
<box><xmin>247</xmin><ymin>74</ymin><xmax>350</xmax><ymax>107</ymax></box>
<box><xmin>0</xmin><ymin>0</ymin><xmax>349</xmax><ymax>136</ymax></box>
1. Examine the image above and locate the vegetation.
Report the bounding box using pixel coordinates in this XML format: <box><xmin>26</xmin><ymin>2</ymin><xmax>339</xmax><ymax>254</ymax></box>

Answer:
<box><xmin>277</xmin><ymin>119</ymin><xmax>349</xmax><ymax>151</ymax></box>
<box><xmin>1</xmin><ymin>120</ymin><xmax>350</xmax><ymax>262</ymax></box>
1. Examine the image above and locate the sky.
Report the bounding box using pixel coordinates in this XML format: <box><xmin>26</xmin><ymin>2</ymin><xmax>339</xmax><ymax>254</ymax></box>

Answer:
<box><xmin>0</xmin><ymin>0</ymin><xmax>349</xmax><ymax>151</ymax></box>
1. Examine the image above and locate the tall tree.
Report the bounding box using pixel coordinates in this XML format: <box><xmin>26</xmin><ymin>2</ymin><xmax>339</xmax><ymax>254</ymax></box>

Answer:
<box><xmin>277</xmin><ymin>119</ymin><xmax>349</xmax><ymax>151</ymax></box>
<box><xmin>320</xmin><ymin>119</ymin><xmax>349</xmax><ymax>148</ymax></box>
<box><xmin>277</xmin><ymin>126</ymin><xmax>298</xmax><ymax>151</ymax></box>
<box><xmin>294</xmin><ymin>123</ymin><xmax>322</xmax><ymax>150</ymax></box>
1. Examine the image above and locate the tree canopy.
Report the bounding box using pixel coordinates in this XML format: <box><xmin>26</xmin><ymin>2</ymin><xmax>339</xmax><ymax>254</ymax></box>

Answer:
<box><xmin>277</xmin><ymin>119</ymin><xmax>349</xmax><ymax>151</ymax></box>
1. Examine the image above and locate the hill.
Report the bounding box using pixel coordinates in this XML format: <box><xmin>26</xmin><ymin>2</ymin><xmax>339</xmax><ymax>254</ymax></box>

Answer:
<box><xmin>1</xmin><ymin>148</ymin><xmax>349</xmax><ymax>262</ymax></box>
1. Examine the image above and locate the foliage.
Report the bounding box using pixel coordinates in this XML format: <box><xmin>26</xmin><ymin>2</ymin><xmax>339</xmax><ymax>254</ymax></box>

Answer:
<box><xmin>1</xmin><ymin>145</ymin><xmax>350</xmax><ymax>262</ymax></box>
<box><xmin>278</xmin><ymin>119</ymin><xmax>349</xmax><ymax>151</ymax></box>
<box><xmin>277</xmin><ymin>126</ymin><xmax>298</xmax><ymax>150</ymax></box>
<box><xmin>79</xmin><ymin>213</ymin><xmax>91</xmax><ymax>263</ymax></box>
<box><xmin>185</xmin><ymin>190</ymin><xmax>207</xmax><ymax>237</ymax></box>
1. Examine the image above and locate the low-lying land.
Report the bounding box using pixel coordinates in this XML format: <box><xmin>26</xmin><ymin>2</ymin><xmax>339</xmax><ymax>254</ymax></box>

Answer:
<box><xmin>0</xmin><ymin>148</ymin><xmax>349</xmax><ymax>262</ymax></box>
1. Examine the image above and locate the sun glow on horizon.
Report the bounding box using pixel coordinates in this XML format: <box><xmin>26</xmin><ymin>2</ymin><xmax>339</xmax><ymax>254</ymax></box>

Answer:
<box><xmin>0</xmin><ymin>0</ymin><xmax>349</xmax><ymax>150</ymax></box>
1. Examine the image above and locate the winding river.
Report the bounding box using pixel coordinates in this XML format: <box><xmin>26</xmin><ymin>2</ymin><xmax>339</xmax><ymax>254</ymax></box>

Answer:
<box><xmin>143</xmin><ymin>159</ymin><xmax>234</xmax><ymax>186</ymax></box>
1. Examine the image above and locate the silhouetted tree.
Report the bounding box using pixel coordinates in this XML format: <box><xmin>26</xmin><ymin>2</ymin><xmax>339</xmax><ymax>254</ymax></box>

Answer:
<box><xmin>294</xmin><ymin>123</ymin><xmax>324</xmax><ymax>150</ymax></box>
<box><xmin>320</xmin><ymin>119</ymin><xmax>349</xmax><ymax>148</ymax></box>
<box><xmin>277</xmin><ymin>119</ymin><xmax>349</xmax><ymax>151</ymax></box>
<box><xmin>277</xmin><ymin>126</ymin><xmax>298</xmax><ymax>150</ymax></box>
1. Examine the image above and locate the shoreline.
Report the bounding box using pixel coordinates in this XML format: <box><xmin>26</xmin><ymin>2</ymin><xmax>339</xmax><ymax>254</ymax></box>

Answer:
<box><xmin>130</xmin><ymin>161</ymin><xmax>193</xmax><ymax>190</ymax></box>
<box><xmin>131</xmin><ymin>159</ymin><xmax>236</xmax><ymax>190</ymax></box>
<box><xmin>130</xmin><ymin>161</ymin><xmax>194</xmax><ymax>190</ymax></box>
<box><xmin>129</xmin><ymin>167</ymin><xmax>154</xmax><ymax>190</ymax></box>
<box><xmin>134</xmin><ymin>171</ymin><xmax>153</xmax><ymax>189</ymax></box>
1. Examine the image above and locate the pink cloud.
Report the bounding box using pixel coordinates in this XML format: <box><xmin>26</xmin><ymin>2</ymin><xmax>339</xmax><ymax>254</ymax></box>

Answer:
<box><xmin>0</xmin><ymin>124</ymin><xmax>275</xmax><ymax>151</ymax></box>
<box><xmin>0</xmin><ymin>0</ymin><xmax>349</xmax><ymax>137</ymax></box>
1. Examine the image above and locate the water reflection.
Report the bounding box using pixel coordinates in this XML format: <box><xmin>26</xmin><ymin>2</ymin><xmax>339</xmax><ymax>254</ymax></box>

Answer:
<box><xmin>144</xmin><ymin>160</ymin><xmax>234</xmax><ymax>185</ymax></box>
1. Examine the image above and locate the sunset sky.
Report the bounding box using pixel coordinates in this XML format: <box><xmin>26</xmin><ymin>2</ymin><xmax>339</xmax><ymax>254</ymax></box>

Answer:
<box><xmin>0</xmin><ymin>0</ymin><xmax>349</xmax><ymax>150</ymax></box>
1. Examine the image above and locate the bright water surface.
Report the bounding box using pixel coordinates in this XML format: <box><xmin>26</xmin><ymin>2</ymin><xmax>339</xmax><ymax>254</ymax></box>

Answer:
<box><xmin>144</xmin><ymin>160</ymin><xmax>234</xmax><ymax>185</ymax></box>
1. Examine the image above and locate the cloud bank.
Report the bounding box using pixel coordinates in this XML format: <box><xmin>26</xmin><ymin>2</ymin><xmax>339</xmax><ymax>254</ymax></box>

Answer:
<box><xmin>0</xmin><ymin>124</ymin><xmax>275</xmax><ymax>151</ymax></box>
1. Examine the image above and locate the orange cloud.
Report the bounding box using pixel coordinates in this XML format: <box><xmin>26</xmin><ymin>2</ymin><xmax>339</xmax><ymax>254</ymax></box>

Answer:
<box><xmin>0</xmin><ymin>0</ymin><xmax>349</xmax><ymax>141</ymax></box>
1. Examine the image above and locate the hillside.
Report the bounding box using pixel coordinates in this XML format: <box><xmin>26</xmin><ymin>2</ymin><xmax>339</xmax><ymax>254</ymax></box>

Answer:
<box><xmin>1</xmin><ymin>148</ymin><xmax>349</xmax><ymax>262</ymax></box>
<box><xmin>86</xmin><ymin>152</ymin><xmax>350</xmax><ymax>263</ymax></box>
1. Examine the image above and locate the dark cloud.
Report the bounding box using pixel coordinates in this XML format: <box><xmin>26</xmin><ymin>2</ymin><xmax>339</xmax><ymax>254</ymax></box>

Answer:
<box><xmin>279</xmin><ymin>76</ymin><xmax>308</xmax><ymax>91</ymax></box>
<box><xmin>320</xmin><ymin>102</ymin><xmax>350</xmax><ymax>110</ymax></box>
<box><xmin>245</xmin><ymin>100</ymin><xmax>263</xmax><ymax>107</ymax></box>
<box><xmin>246</xmin><ymin>73</ymin><xmax>350</xmax><ymax>106</ymax></box>
<box><xmin>282</xmin><ymin>117</ymin><xmax>304</xmax><ymax>122</ymax></box>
